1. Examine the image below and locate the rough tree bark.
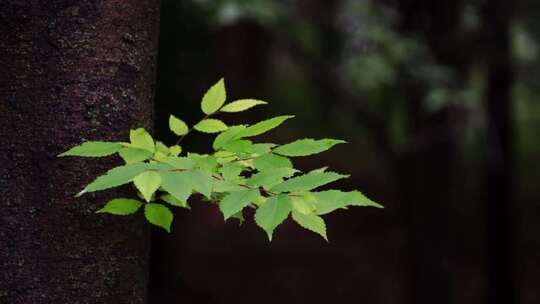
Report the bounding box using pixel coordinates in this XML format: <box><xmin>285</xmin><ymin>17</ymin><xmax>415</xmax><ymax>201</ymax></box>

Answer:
<box><xmin>0</xmin><ymin>1</ymin><xmax>160</xmax><ymax>303</ymax></box>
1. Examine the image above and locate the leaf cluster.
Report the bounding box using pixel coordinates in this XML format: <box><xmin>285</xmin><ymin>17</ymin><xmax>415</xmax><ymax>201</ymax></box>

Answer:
<box><xmin>59</xmin><ymin>78</ymin><xmax>382</xmax><ymax>240</ymax></box>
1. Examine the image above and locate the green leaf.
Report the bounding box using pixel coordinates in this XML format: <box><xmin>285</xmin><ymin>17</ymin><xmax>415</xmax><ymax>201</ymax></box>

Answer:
<box><xmin>291</xmin><ymin>194</ymin><xmax>317</xmax><ymax>215</ymax></box>
<box><xmin>187</xmin><ymin>169</ymin><xmax>213</xmax><ymax>198</ymax></box>
<box><xmin>58</xmin><ymin>141</ymin><xmax>123</xmax><ymax>157</ymax></box>
<box><xmin>273</xmin><ymin>138</ymin><xmax>346</xmax><ymax>157</ymax></box>
<box><xmin>253</xmin><ymin>195</ymin><xmax>267</xmax><ymax>206</ymax></box>
<box><xmin>96</xmin><ymin>198</ymin><xmax>142</xmax><ymax>215</ymax></box>
<box><xmin>345</xmin><ymin>191</ymin><xmax>383</xmax><ymax>208</ymax></box>
<box><xmin>133</xmin><ymin>171</ymin><xmax>162</xmax><ymax>202</ymax></box>
<box><xmin>219</xmin><ymin>189</ymin><xmax>260</xmax><ymax>220</ymax></box>
<box><xmin>221</xmin><ymin>139</ymin><xmax>253</xmax><ymax>154</ymax></box>
<box><xmin>144</xmin><ymin>203</ymin><xmax>174</xmax><ymax>232</ymax></box>
<box><xmin>219</xmin><ymin>163</ymin><xmax>243</xmax><ymax>181</ymax></box>
<box><xmin>118</xmin><ymin>147</ymin><xmax>153</xmax><ymax>164</ymax></box>
<box><xmin>214</xmin><ymin>151</ymin><xmax>237</xmax><ymax>164</ymax></box>
<box><xmin>194</xmin><ymin>119</ymin><xmax>228</xmax><ymax>133</ymax></box>
<box><xmin>270</xmin><ymin>171</ymin><xmax>349</xmax><ymax>193</ymax></box>
<box><xmin>161</xmin><ymin>193</ymin><xmax>189</xmax><ymax>208</ymax></box>
<box><xmin>169</xmin><ymin>115</ymin><xmax>189</xmax><ymax>136</ymax></box>
<box><xmin>251</xmin><ymin>143</ymin><xmax>277</xmax><ymax>155</ymax></box>
<box><xmin>255</xmin><ymin>194</ymin><xmax>292</xmax><ymax>241</ymax></box>
<box><xmin>312</xmin><ymin>190</ymin><xmax>382</xmax><ymax>215</ymax></box>
<box><xmin>169</xmin><ymin>145</ymin><xmax>182</xmax><ymax>156</ymax></box>
<box><xmin>213</xmin><ymin>180</ymin><xmax>246</xmax><ymax>192</ymax></box>
<box><xmin>201</xmin><ymin>78</ymin><xmax>226</xmax><ymax>114</ymax></box>
<box><xmin>188</xmin><ymin>154</ymin><xmax>219</xmax><ymax>172</ymax></box>
<box><xmin>130</xmin><ymin>128</ymin><xmax>154</xmax><ymax>153</ymax></box>
<box><xmin>292</xmin><ymin>210</ymin><xmax>328</xmax><ymax>241</ymax></box>
<box><xmin>220</xmin><ymin>99</ymin><xmax>267</xmax><ymax>112</ymax></box>
<box><xmin>161</xmin><ymin>156</ymin><xmax>195</xmax><ymax>170</ymax></box>
<box><xmin>153</xmin><ymin>152</ymin><xmax>168</xmax><ymax>162</ymax></box>
<box><xmin>235</xmin><ymin>115</ymin><xmax>294</xmax><ymax>138</ymax></box>
<box><xmin>253</xmin><ymin>154</ymin><xmax>293</xmax><ymax>171</ymax></box>
<box><xmin>159</xmin><ymin>171</ymin><xmax>193</xmax><ymax>203</ymax></box>
<box><xmin>82</xmin><ymin>163</ymin><xmax>164</xmax><ymax>194</ymax></box>
<box><xmin>155</xmin><ymin>141</ymin><xmax>170</xmax><ymax>155</ymax></box>
<box><xmin>213</xmin><ymin>125</ymin><xmax>247</xmax><ymax>150</ymax></box>
<box><xmin>311</xmin><ymin>190</ymin><xmax>348</xmax><ymax>215</ymax></box>
<box><xmin>246</xmin><ymin>168</ymin><xmax>297</xmax><ymax>188</ymax></box>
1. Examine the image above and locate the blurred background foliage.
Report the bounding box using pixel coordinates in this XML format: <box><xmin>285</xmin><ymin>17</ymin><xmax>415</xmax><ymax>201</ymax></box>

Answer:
<box><xmin>150</xmin><ymin>1</ymin><xmax>540</xmax><ymax>303</ymax></box>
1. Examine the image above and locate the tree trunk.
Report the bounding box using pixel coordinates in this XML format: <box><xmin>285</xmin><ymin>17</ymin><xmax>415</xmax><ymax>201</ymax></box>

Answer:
<box><xmin>0</xmin><ymin>1</ymin><xmax>160</xmax><ymax>303</ymax></box>
<box><xmin>482</xmin><ymin>1</ymin><xmax>516</xmax><ymax>303</ymax></box>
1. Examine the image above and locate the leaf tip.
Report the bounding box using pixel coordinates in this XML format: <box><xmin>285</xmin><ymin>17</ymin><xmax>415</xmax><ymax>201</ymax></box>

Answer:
<box><xmin>373</xmin><ymin>202</ymin><xmax>385</xmax><ymax>209</ymax></box>
<box><xmin>75</xmin><ymin>189</ymin><xmax>87</xmax><ymax>197</ymax></box>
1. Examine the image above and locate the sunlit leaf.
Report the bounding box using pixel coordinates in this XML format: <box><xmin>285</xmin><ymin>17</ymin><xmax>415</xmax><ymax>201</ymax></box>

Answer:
<box><xmin>96</xmin><ymin>198</ymin><xmax>142</xmax><ymax>215</ymax></box>
<box><xmin>219</xmin><ymin>162</ymin><xmax>243</xmax><ymax>181</ymax></box>
<box><xmin>201</xmin><ymin>78</ymin><xmax>226</xmax><ymax>114</ymax></box>
<box><xmin>221</xmin><ymin>139</ymin><xmax>253</xmax><ymax>154</ymax></box>
<box><xmin>194</xmin><ymin>119</ymin><xmax>228</xmax><ymax>133</ymax></box>
<box><xmin>255</xmin><ymin>194</ymin><xmax>292</xmax><ymax>241</ymax></box>
<box><xmin>253</xmin><ymin>154</ymin><xmax>293</xmax><ymax>171</ymax></box>
<box><xmin>313</xmin><ymin>190</ymin><xmax>383</xmax><ymax>215</ymax></box>
<box><xmin>133</xmin><ymin>171</ymin><xmax>162</xmax><ymax>202</ymax></box>
<box><xmin>213</xmin><ymin>125</ymin><xmax>247</xmax><ymax>150</ymax></box>
<box><xmin>82</xmin><ymin>163</ymin><xmax>167</xmax><ymax>194</ymax></box>
<box><xmin>169</xmin><ymin>115</ymin><xmax>189</xmax><ymax>136</ymax></box>
<box><xmin>58</xmin><ymin>141</ymin><xmax>122</xmax><ymax>157</ymax></box>
<box><xmin>188</xmin><ymin>154</ymin><xmax>219</xmax><ymax>172</ymax></box>
<box><xmin>161</xmin><ymin>156</ymin><xmax>195</xmax><ymax>170</ymax></box>
<box><xmin>155</xmin><ymin>141</ymin><xmax>170</xmax><ymax>155</ymax></box>
<box><xmin>159</xmin><ymin>171</ymin><xmax>192</xmax><ymax>203</ymax></box>
<box><xmin>273</xmin><ymin>138</ymin><xmax>346</xmax><ymax>157</ymax></box>
<box><xmin>291</xmin><ymin>194</ymin><xmax>317</xmax><ymax>215</ymax></box>
<box><xmin>246</xmin><ymin>168</ymin><xmax>297</xmax><ymax>188</ymax></box>
<box><xmin>270</xmin><ymin>171</ymin><xmax>348</xmax><ymax>193</ymax></box>
<box><xmin>213</xmin><ymin>179</ymin><xmax>246</xmax><ymax>192</ymax></box>
<box><xmin>187</xmin><ymin>169</ymin><xmax>213</xmax><ymax>198</ymax></box>
<box><xmin>235</xmin><ymin>115</ymin><xmax>294</xmax><ymax>138</ymax></box>
<box><xmin>219</xmin><ymin>189</ymin><xmax>260</xmax><ymax>220</ymax></box>
<box><xmin>220</xmin><ymin>99</ymin><xmax>267</xmax><ymax>112</ymax></box>
<box><xmin>118</xmin><ymin>147</ymin><xmax>153</xmax><ymax>164</ymax></box>
<box><xmin>130</xmin><ymin>128</ymin><xmax>154</xmax><ymax>153</ymax></box>
<box><xmin>169</xmin><ymin>145</ymin><xmax>182</xmax><ymax>156</ymax></box>
<box><xmin>251</xmin><ymin>143</ymin><xmax>277</xmax><ymax>155</ymax></box>
<box><xmin>161</xmin><ymin>193</ymin><xmax>189</xmax><ymax>209</ymax></box>
<box><xmin>144</xmin><ymin>203</ymin><xmax>173</xmax><ymax>232</ymax></box>
<box><xmin>292</xmin><ymin>210</ymin><xmax>327</xmax><ymax>241</ymax></box>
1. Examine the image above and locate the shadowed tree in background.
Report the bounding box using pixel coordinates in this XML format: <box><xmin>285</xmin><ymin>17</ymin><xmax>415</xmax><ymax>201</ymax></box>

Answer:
<box><xmin>275</xmin><ymin>1</ymin><xmax>519</xmax><ymax>303</ymax></box>
<box><xmin>482</xmin><ymin>0</ymin><xmax>516</xmax><ymax>303</ymax></box>
<box><xmin>0</xmin><ymin>1</ymin><xmax>160</xmax><ymax>303</ymax></box>
<box><xmin>387</xmin><ymin>2</ymin><xmax>471</xmax><ymax>304</ymax></box>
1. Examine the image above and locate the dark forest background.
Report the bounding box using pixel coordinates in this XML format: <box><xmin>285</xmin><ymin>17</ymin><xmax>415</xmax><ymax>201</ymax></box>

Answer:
<box><xmin>148</xmin><ymin>1</ymin><xmax>540</xmax><ymax>303</ymax></box>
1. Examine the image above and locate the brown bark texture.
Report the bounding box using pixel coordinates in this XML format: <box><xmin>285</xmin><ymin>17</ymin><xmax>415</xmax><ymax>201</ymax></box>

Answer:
<box><xmin>0</xmin><ymin>1</ymin><xmax>160</xmax><ymax>303</ymax></box>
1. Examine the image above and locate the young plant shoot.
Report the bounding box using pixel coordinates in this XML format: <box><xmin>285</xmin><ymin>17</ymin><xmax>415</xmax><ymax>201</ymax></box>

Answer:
<box><xmin>59</xmin><ymin>78</ymin><xmax>382</xmax><ymax>241</ymax></box>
